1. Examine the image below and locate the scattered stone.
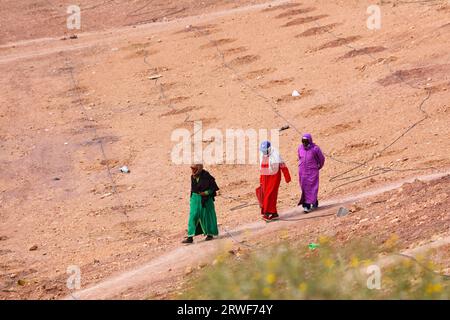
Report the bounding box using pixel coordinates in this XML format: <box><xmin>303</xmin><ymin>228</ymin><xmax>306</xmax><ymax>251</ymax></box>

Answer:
<box><xmin>148</xmin><ymin>74</ymin><xmax>163</xmax><ymax>80</ymax></box>
<box><xmin>10</xmin><ymin>274</ymin><xmax>17</xmax><ymax>279</ymax></box>
<box><xmin>0</xmin><ymin>236</ymin><xmax>7</xmax><ymax>241</ymax></box>
<box><xmin>390</xmin><ymin>218</ymin><xmax>400</xmax><ymax>224</ymax></box>
<box><xmin>43</xmin><ymin>283</ymin><xmax>57</xmax><ymax>291</ymax></box>
<box><xmin>53</xmin><ymin>177</ymin><xmax>61</xmax><ymax>181</ymax></box>
<box><xmin>337</xmin><ymin>207</ymin><xmax>349</xmax><ymax>217</ymax></box>
<box><xmin>291</xmin><ymin>90</ymin><xmax>301</xmax><ymax>97</ymax></box>
<box><xmin>279</xmin><ymin>125</ymin><xmax>290</xmax><ymax>132</ymax></box>
<box><xmin>100</xmin><ymin>192</ymin><xmax>113</xmax><ymax>199</ymax></box>
<box><xmin>69</xmin><ymin>34</ymin><xmax>78</xmax><ymax>39</ymax></box>
<box><xmin>120</xmin><ymin>166</ymin><xmax>130</xmax><ymax>173</ymax></box>
<box><xmin>184</xmin><ymin>266</ymin><xmax>193</xmax><ymax>275</ymax></box>
<box><xmin>17</xmin><ymin>279</ymin><xmax>27</xmax><ymax>286</ymax></box>
<box><xmin>29</xmin><ymin>245</ymin><xmax>38</xmax><ymax>251</ymax></box>
<box><xmin>349</xmin><ymin>204</ymin><xmax>362</xmax><ymax>213</ymax></box>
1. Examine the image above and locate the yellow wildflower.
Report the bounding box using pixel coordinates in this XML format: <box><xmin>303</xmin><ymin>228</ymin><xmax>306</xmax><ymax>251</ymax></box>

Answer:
<box><xmin>426</xmin><ymin>283</ymin><xmax>443</xmax><ymax>295</ymax></box>
<box><xmin>318</xmin><ymin>235</ymin><xmax>330</xmax><ymax>245</ymax></box>
<box><xmin>298</xmin><ymin>282</ymin><xmax>308</xmax><ymax>293</ymax></box>
<box><xmin>384</xmin><ymin>234</ymin><xmax>399</xmax><ymax>249</ymax></box>
<box><xmin>266</xmin><ymin>273</ymin><xmax>276</xmax><ymax>285</ymax></box>
<box><xmin>323</xmin><ymin>258</ymin><xmax>335</xmax><ymax>269</ymax></box>
<box><xmin>350</xmin><ymin>256</ymin><xmax>360</xmax><ymax>268</ymax></box>
<box><xmin>262</xmin><ymin>287</ymin><xmax>271</xmax><ymax>296</ymax></box>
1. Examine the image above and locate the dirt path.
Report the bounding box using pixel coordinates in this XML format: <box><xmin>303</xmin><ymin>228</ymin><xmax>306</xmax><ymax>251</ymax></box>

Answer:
<box><xmin>66</xmin><ymin>171</ymin><xmax>450</xmax><ymax>299</ymax></box>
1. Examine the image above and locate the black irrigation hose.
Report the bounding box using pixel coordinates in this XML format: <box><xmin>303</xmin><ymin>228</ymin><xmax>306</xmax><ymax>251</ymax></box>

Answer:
<box><xmin>278</xmin><ymin>212</ymin><xmax>335</xmax><ymax>221</ymax></box>
<box><xmin>192</xmin><ymin>8</ymin><xmax>438</xmax><ymax>192</ymax></box>
<box><xmin>222</xmin><ymin>226</ymin><xmax>254</xmax><ymax>249</ymax></box>
<box><xmin>65</xmin><ymin>58</ymin><xmax>129</xmax><ymax>219</ymax></box>
<box><xmin>310</xmin><ymin>7</ymin><xmax>439</xmax><ymax>188</ymax></box>
<box><xmin>65</xmin><ymin>55</ymin><xmax>167</xmax><ymax>239</ymax></box>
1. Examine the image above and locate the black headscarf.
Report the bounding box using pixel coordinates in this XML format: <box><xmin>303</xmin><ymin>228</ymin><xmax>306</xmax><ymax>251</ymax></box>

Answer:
<box><xmin>191</xmin><ymin>170</ymin><xmax>219</xmax><ymax>207</ymax></box>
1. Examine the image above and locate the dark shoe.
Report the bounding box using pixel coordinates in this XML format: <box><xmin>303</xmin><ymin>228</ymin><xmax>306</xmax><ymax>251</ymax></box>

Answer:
<box><xmin>270</xmin><ymin>213</ymin><xmax>279</xmax><ymax>220</ymax></box>
<box><xmin>182</xmin><ymin>237</ymin><xmax>193</xmax><ymax>244</ymax></box>
<box><xmin>205</xmin><ymin>235</ymin><xmax>214</xmax><ymax>241</ymax></box>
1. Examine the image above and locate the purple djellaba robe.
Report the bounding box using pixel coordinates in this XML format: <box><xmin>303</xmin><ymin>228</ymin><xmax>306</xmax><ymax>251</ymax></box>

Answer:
<box><xmin>298</xmin><ymin>133</ymin><xmax>325</xmax><ymax>207</ymax></box>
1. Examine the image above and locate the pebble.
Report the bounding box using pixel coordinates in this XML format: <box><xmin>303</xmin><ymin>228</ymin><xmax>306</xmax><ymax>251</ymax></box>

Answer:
<box><xmin>184</xmin><ymin>266</ymin><xmax>193</xmax><ymax>275</ymax></box>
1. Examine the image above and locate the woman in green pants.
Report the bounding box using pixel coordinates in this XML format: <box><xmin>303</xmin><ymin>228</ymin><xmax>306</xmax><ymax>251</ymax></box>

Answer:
<box><xmin>182</xmin><ymin>163</ymin><xmax>219</xmax><ymax>244</ymax></box>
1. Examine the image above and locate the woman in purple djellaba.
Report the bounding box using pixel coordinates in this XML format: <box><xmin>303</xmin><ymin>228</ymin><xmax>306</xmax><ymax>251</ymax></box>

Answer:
<box><xmin>298</xmin><ymin>133</ymin><xmax>325</xmax><ymax>213</ymax></box>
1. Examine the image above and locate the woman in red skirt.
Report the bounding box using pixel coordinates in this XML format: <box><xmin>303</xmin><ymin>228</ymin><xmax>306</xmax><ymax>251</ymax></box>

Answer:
<box><xmin>257</xmin><ymin>141</ymin><xmax>291</xmax><ymax>222</ymax></box>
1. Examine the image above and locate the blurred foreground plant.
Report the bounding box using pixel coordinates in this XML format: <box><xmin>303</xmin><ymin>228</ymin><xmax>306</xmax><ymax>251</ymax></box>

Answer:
<box><xmin>180</xmin><ymin>238</ymin><xmax>449</xmax><ymax>299</ymax></box>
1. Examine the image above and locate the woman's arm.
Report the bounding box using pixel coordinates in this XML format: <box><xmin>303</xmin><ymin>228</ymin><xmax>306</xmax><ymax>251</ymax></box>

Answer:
<box><xmin>316</xmin><ymin>147</ymin><xmax>325</xmax><ymax>170</ymax></box>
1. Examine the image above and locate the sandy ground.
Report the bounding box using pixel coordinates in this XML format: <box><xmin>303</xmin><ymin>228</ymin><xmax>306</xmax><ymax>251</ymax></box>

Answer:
<box><xmin>0</xmin><ymin>0</ymin><xmax>449</xmax><ymax>299</ymax></box>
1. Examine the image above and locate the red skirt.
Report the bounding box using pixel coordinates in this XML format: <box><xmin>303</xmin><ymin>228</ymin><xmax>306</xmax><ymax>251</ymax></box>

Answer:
<box><xmin>259</xmin><ymin>170</ymin><xmax>281</xmax><ymax>215</ymax></box>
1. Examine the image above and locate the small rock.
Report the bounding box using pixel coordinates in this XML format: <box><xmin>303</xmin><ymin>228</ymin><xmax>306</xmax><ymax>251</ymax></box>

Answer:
<box><xmin>291</xmin><ymin>90</ymin><xmax>301</xmax><ymax>97</ymax></box>
<box><xmin>390</xmin><ymin>218</ymin><xmax>400</xmax><ymax>224</ymax></box>
<box><xmin>29</xmin><ymin>245</ymin><xmax>38</xmax><ymax>251</ymax></box>
<box><xmin>100</xmin><ymin>192</ymin><xmax>112</xmax><ymax>199</ymax></box>
<box><xmin>337</xmin><ymin>207</ymin><xmax>349</xmax><ymax>217</ymax></box>
<box><xmin>349</xmin><ymin>204</ymin><xmax>362</xmax><ymax>213</ymax></box>
<box><xmin>184</xmin><ymin>266</ymin><xmax>193</xmax><ymax>275</ymax></box>
<box><xmin>17</xmin><ymin>279</ymin><xmax>27</xmax><ymax>286</ymax></box>
<box><xmin>120</xmin><ymin>166</ymin><xmax>130</xmax><ymax>173</ymax></box>
<box><xmin>10</xmin><ymin>274</ymin><xmax>17</xmax><ymax>279</ymax></box>
<box><xmin>44</xmin><ymin>284</ymin><xmax>57</xmax><ymax>291</ymax></box>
